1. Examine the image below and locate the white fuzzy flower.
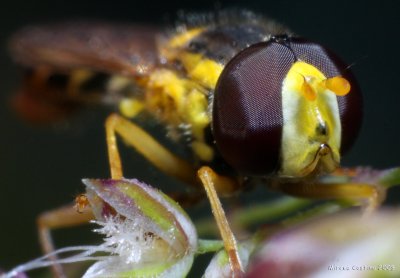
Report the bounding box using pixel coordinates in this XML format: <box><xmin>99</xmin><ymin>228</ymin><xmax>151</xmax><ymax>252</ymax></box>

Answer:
<box><xmin>3</xmin><ymin>179</ymin><xmax>198</xmax><ymax>278</ymax></box>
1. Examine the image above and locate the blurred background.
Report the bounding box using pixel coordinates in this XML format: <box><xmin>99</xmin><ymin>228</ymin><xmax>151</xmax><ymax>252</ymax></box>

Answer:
<box><xmin>0</xmin><ymin>0</ymin><xmax>399</xmax><ymax>276</ymax></box>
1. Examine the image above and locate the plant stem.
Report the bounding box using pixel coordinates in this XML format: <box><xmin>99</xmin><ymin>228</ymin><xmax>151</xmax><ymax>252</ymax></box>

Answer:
<box><xmin>232</xmin><ymin>197</ymin><xmax>312</xmax><ymax>228</ymax></box>
<box><xmin>195</xmin><ymin>197</ymin><xmax>312</xmax><ymax>236</ymax></box>
<box><xmin>197</xmin><ymin>239</ymin><xmax>224</xmax><ymax>254</ymax></box>
<box><xmin>379</xmin><ymin>167</ymin><xmax>400</xmax><ymax>188</ymax></box>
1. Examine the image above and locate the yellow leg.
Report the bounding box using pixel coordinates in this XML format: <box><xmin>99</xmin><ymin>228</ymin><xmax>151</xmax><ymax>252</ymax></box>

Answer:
<box><xmin>274</xmin><ymin>181</ymin><xmax>385</xmax><ymax>213</ymax></box>
<box><xmin>37</xmin><ymin>204</ymin><xmax>94</xmax><ymax>278</ymax></box>
<box><xmin>105</xmin><ymin>113</ymin><xmax>197</xmax><ymax>184</ymax></box>
<box><xmin>198</xmin><ymin>166</ymin><xmax>243</xmax><ymax>276</ymax></box>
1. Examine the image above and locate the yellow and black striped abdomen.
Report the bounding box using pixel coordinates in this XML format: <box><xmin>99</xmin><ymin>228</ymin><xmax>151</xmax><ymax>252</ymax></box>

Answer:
<box><xmin>14</xmin><ymin>67</ymin><xmax>142</xmax><ymax>123</ymax></box>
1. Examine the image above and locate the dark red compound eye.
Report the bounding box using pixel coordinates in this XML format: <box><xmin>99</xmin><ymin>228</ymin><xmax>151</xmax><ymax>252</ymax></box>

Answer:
<box><xmin>212</xmin><ymin>36</ymin><xmax>362</xmax><ymax>176</ymax></box>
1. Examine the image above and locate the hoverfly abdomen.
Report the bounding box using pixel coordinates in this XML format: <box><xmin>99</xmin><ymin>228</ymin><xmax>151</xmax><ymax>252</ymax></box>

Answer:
<box><xmin>12</xmin><ymin>67</ymin><xmax>139</xmax><ymax>123</ymax></box>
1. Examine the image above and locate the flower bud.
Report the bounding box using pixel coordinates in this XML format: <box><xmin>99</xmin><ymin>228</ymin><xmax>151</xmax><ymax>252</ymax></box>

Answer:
<box><xmin>82</xmin><ymin>178</ymin><xmax>198</xmax><ymax>277</ymax></box>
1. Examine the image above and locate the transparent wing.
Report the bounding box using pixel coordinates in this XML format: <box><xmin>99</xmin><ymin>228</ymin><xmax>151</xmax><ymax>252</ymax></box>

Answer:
<box><xmin>9</xmin><ymin>22</ymin><xmax>161</xmax><ymax>76</ymax></box>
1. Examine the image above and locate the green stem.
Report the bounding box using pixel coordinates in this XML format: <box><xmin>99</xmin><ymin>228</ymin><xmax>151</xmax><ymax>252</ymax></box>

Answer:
<box><xmin>232</xmin><ymin>197</ymin><xmax>312</xmax><ymax>228</ymax></box>
<box><xmin>281</xmin><ymin>201</ymin><xmax>345</xmax><ymax>227</ymax></box>
<box><xmin>197</xmin><ymin>239</ymin><xmax>224</xmax><ymax>254</ymax></box>
<box><xmin>379</xmin><ymin>167</ymin><xmax>400</xmax><ymax>188</ymax></box>
<box><xmin>195</xmin><ymin>197</ymin><xmax>312</xmax><ymax>236</ymax></box>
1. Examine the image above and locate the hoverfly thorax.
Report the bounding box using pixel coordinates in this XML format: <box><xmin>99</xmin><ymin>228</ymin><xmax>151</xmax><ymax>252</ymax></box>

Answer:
<box><xmin>212</xmin><ymin>36</ymin><xmax>363</xmax><ymax>177</ymax></box>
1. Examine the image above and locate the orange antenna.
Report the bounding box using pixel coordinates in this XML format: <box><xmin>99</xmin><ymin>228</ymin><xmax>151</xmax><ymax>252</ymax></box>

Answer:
<box><xmin>300</xmin><ymin>76</ymin><xmax>317</xmax><ymax>101</ymax></box>
<box><xmin>322</xmin><ymin>76</ymin><xmax>351</xmax><ymax>96</ymax></box>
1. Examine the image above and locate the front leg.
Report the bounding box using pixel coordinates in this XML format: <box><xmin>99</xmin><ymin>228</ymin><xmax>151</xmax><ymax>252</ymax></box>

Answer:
<box><xmin>105</xmin><ymin>113</ymin><xmax>197</xmax><ymax>185</ymax></box>
<box><xmin>197</xmin><ymin>166</ymin><xmax>244</xmax><ymax>277</ymax></box>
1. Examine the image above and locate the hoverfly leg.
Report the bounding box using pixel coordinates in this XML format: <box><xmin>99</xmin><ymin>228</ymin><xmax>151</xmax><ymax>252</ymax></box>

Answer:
<box><xmin>105</xmin><ymin>113</ymin><xmax>197</xmax><ymax>184</ymax></box>
<box><xmin>197</xmin><ymin>166</ymin><xmax>244</xmax><ymax>276</ymax></box>
<box><xmin>274</xmin><ymin>181</ymin><xmax>386</xmax><ymax>214</ymax></box>
<box><xmin>37</xmin><ymin>203</ymin><xmax>94</xmax><ymax>277</ymax></box>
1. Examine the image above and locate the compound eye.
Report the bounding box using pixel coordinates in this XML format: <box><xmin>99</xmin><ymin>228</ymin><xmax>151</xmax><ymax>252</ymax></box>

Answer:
<box><xmin>212</xmin><ymin>38</ymin><xmax>362</xmax><ymax>176</ymax></box>
<box><xmin>212</xmin><ymin>41</ymin><xmax>293</xmax><ymax>175</ymax></box>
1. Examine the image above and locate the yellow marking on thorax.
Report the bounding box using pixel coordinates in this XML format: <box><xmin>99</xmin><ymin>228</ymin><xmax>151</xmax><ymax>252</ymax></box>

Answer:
<box><xmin>160</xmin><ymin>28</ymin><xmax>204</xmax><ymax>61</ymax></box>
<box><xmin>144</xmin><ymin>69</ymin><xmax>214</xmax><ymax>162</ymax></box>
<box><xmin>178</xmin><ymin>52</ymin><xmax>224</xmax><ymax>88</ymax></box>
<box><xmin>167</xmin><ymin>28</ymin><xmax>204</xmax><ymax>48</ymax></box>
<box><xmin>280</xmin><ymin>61</ymin><xmax>342</xmax><ymax>177</ymax></box>
<box><xmin>163</xmin><ymin>27</ymin><xmax>224</xmax><ymax>88</ymax></box>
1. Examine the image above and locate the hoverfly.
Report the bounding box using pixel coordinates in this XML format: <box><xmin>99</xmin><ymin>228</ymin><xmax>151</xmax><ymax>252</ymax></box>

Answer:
<box><xmin>9</xmin><ymin>10</ymin><xmax>381</xmax><ymax>276</ymax></box>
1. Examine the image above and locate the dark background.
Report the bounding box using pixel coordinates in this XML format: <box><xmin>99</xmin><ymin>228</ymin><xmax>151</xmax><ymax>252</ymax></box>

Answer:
<box><xmin>1</xmin><ymin>0</ymin><xmax>399</xmax><ymax>276</ymax></box>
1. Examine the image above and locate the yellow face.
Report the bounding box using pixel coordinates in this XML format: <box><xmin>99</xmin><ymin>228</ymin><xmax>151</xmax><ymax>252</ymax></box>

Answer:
<box><xmin>280</xmin><ymin>61</ymin><xmax>350</xmax><ymax>177</ymax></box>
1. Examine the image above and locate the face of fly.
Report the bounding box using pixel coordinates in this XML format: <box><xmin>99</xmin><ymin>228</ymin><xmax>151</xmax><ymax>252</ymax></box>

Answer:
<box><xmin>279</xmin><ymin>61</ymin><xmax>350</xmax><ymax>177</ymax></box>
<box><xmin>212</xmin><ymin>37</ymin><xmax>360</xmax><ymax>178</ymax></box>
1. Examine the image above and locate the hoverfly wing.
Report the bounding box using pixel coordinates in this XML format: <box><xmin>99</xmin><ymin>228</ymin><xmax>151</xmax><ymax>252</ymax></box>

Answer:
<box><xmin>9</xmin><ymin>22</ymin><xmax>160</xmax><ymax>76</ymax></box>
<box><xmin>9</xmin><ymin>22</ymin><xmax>161</xmax><ymax>123</ymax></box>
